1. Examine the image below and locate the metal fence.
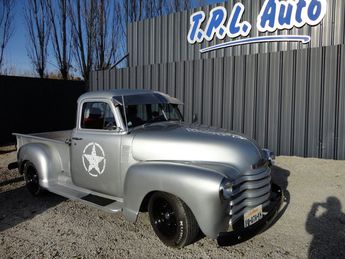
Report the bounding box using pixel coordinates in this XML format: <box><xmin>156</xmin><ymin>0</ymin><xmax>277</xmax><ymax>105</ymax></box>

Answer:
<box><xmin>90</xmin><ymin>44</ymin><xmax>345</xmax><ymax>160</ymax></box>
<box><xmin>127</xmin><ymin>0</ymin><xmax>345</xmax><ymax>67</ymax></box>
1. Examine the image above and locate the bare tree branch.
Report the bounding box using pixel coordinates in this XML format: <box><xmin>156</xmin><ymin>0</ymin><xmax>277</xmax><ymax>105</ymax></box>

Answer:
<box><xmin>94</xmin><ymin>0</ymin><xmax>121</xmax><ymax>70</ymax></box>
<box><xmin>46</xmin><ymin>0</ymin><xmax>71</xmax><ymax>79</ymax></box>
<box><xmin>69</xmin><ymin>0</ymin><xmax>97</xmax><ymax>82</ymax></box>
<box><xmin>0</xmin><ymin>0</ymin><xmax>15</xmax><ymax>73</ymax></box>
<box><xmin>153</xmin><ymin>0</ymin><xmax>166</xmax><ymax>17</ymax></box>
<box><xmin>24</xmin><ymin>0</ymin><xmax>50</xmax><ymax>78</ymax></box>
<box><xmin>123</xmin><ymin>0</ymin><xmax>145</xmax><ymax>23</ymax></box>
<box><xmin>167</xmin><ymin>0</ymin><xmax>191</xmax><ymax>13</ymax></box>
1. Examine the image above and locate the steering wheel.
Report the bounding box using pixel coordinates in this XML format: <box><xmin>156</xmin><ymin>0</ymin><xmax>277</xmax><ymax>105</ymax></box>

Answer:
<box><xmin>105</xmin><ymin>121</ymin><xmax>117</xmax><ymax>130</ymax></box>
<box><xmin>146</xmin><ymin>115</ymin><xmax>166</xmax><ymax>124</ymax></box>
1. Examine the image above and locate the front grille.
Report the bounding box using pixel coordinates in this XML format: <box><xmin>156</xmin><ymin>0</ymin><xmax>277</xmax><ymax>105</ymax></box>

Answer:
<box><xmin>229</xmin><ymin>166</ymin><xmax>271</xmax><ymax>225</ymax></box>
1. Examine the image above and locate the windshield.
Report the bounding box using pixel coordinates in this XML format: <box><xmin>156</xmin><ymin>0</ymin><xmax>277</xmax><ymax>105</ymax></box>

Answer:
<box><xmin>124</xmin><ymin>103</ymin><xmax>183</xmax><ymax>128</ymax></box>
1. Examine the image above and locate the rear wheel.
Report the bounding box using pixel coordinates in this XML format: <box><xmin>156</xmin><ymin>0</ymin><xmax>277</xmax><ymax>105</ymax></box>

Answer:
<box><xmin>23</xmin><ymin>162</ymin><xmax>43</xmax><ymax>196</ymax></box>
<box><xmin>148</xmin><ymin>192</ymin><xmax>199</xmax><ymax>248</ymax></box>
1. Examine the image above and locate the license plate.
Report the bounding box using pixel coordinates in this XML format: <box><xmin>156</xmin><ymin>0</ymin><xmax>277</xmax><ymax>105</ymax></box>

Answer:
<box><xmin>244</xmin><ymin>205</ymin><xmax>263</xmax><ymax>228</ymax></box>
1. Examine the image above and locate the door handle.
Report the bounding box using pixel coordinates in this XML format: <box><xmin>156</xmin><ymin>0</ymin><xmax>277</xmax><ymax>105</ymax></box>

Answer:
<box><xmin>72</xmin><ymin>137</ymin><xmax>83</xmax><ymax>141</ymax></box>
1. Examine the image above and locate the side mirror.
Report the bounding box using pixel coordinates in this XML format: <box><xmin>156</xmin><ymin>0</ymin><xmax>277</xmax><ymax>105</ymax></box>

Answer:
<box><xmin>192</xmin><ymin>113</ymin><xmax>198</xmax><ymax>123</ymax></box>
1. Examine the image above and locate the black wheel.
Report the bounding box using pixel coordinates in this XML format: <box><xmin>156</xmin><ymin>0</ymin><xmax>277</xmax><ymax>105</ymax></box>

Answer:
<box><xmin>148</xmin><ymin>192</ymin><xmax>199</xmax><ymax>248</ymax></box>
<box><xmin>23</xmin><ymin>162</ymin><xmax>43</xmax><ymax>196</ymax></box>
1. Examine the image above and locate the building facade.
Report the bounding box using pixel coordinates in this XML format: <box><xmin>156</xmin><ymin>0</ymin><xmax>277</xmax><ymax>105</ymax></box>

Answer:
<box><xmin>90</xmin><ymin>0</ymin><xmax>345</xmax><ymax>160</ymax></box>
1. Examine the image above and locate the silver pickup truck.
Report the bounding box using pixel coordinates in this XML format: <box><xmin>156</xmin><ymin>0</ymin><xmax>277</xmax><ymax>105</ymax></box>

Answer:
<box><xmin>13</xmin><ymin>89</ymin><xmax>282</xmax><ymax>247</ymax></box>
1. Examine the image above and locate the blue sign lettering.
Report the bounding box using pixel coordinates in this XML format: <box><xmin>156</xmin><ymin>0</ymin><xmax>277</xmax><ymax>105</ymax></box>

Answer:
<box><xmin>187</xmin><ymin>11</ymin><xmax>205</xmax><ymax>44</ymax></box>
<box><xmin>227</xmin><ymin>3</ymin><xmax>251</xmax><ymax>38</ymax></box>
<box><xmin>296</xmin><ymin>0</ymin><xmax>307</xmax><ymax>24</ymax></box>
<box><xmin>308</xmin><ymin>0</ymin><xmax>324</xmax><ymax>23</ymax></box>
<box><xmin>258</xmin><ymin>0</ymin><xmax>277</xmax><ymax>30</ymax></box>
<box><xmin>204</xmin><ymin>7</ymin><xmax>227</xmax><ymax>41</ymax></box>
<box><xmin>278</xmin><ymin>2</ymin><xmax>293</xmax><ymax>26</ymax></box>
<box><xmin>187</xmin><ymin>3</ymin><xmax>251</xmax><ymax>44</ymax></box>
<box><xmin>187</xmin><ymin>0</ymin><xmax>328</xmax><ymax>52</ymax></box>
<box><xmin>257</xmin><ymin>0</ymin><xmax>327</xmax><ymax>32</ymax></box>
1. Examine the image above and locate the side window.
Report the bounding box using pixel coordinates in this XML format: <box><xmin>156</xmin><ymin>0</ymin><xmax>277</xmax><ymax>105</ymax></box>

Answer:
<box><xmin>81</xmin><ymin>102</ymin><xmax>116</xmax><ymax>130</ymax></box>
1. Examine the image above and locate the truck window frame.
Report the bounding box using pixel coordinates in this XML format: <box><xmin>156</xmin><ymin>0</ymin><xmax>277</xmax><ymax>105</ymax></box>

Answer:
<box><xmin>77</xmin><ymin>98</ymin><xmax>125</xmax><ymax>133</ymax></box>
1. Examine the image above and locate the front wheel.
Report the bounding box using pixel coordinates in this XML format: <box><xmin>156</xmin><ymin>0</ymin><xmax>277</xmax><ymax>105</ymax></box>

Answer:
<box><xmin>148</xmin><ymin>192</ymin><xmax>199</xmax><ymax>248</ymax></box>
<box><xmin>23</xmin><ymin>162</ymin><xmax>43</xmax><ymax>196</ymax></box>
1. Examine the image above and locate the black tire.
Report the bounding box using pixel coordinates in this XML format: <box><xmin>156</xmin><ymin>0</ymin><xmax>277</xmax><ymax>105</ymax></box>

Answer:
<box><xmin>148</xmin><ymin>192</ymin><xmax>199</xmax><ymax>248</ymax></box>
<box><xmin>23</xmin><ymin>162</ymin><xmax>43</xmax><ymax>196</ymax></box>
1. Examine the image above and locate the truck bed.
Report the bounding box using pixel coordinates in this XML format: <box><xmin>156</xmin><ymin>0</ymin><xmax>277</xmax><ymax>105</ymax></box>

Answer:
<box><xmin>14</xmin><ymin>130</ymin><xmax>72</xmax><ymax>145</ymax></box>
<box><xmin>33</xmin><ymin>130</ymin><xmax>72</xmax><ymax>141</ymax></box>
<box><xmin>14</xmin><ymin>130</ymin><xmax>72</xmax><ymax>175</ymax></box>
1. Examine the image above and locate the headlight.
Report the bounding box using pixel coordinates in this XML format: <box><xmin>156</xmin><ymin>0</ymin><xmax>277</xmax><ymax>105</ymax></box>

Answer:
<box><xmin>262</xmin><ymin>148</ymin><xmax>275</xmax><ymax>166</ymax></box>
<box><xmin>219</xmin><ymin>178</ymin><xmax>233</xmax><ymax>200</ymax></box>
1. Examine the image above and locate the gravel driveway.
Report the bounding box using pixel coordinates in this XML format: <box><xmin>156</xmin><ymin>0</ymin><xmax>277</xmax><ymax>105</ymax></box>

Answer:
<box><xmin>1</xmin><ymin>146</ymin><xmax>344</xmax><ymax>258</ymax></box>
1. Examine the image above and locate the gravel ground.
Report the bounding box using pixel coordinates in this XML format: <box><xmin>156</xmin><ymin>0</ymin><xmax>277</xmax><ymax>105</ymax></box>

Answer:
<box><xmin>0</xmin><ymin>145</ymin><xmax>345</xmax><ymax>258</ymax></box>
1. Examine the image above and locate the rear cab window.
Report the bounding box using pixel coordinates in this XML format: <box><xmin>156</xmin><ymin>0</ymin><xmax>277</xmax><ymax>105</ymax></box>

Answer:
<box><xmin>81</xmin><ymin>102</ymin><xmax>116</xmax><ymax>130</ymax></box>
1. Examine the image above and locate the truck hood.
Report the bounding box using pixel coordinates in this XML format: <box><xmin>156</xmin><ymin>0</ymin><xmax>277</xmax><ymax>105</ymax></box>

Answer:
<box><xmin>131</xmin><ymin>122</ymin><xmax>263</xmax><ymax>172</ymax></box>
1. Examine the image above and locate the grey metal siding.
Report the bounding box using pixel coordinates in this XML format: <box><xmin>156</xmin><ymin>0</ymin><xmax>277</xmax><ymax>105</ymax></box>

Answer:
<box><xmin>128</xmin><ymin>0</ymin><xmax>345</xmax><ymax>67</ymax></box>
<box><xmin>222</xmin><ymin>56</ymin><xmax>234</xmax><ymax>130</ymax></box>
<box><xmin>212</xmin><ymin>58</ymin><xmax>223</xmax><ymax>127</ymax></box>
<box><xmin>91</xmin><ymin>44</ymin><xmax>345</xmax><ymax>160</ymax></box>
<box><xmin>338</xmin><ymin>47</ymin><xmax>345</xmax><ymax>159</ymax></box>
<box><xmin>243</xmin><ymin>54</ymin><xmax>256</xmax><ymax>139</ymax></box>
<box><xmin>280</xmin><ymin>51</ymin><xmax>294</xmax><ymax>156</ymax></box>
<box><xmin>307</xmin><ymin>48</ymin><xmax>322</xmax><ymax>158</ymax></box>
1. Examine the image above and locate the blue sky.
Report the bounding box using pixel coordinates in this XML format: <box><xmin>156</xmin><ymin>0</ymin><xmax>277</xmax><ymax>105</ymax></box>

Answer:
<box><xmin>4</xmin><ymin>0</ymin><xmax>225</xmax><ymax>76</ymax></box>
<box><xmin>5</xmin><ymin>3</ymin><xmax>35</xmax><ymax>75</ymax></box>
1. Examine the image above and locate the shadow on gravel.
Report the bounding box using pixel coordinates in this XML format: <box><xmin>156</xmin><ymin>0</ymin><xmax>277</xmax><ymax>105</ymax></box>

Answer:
<box><xmin>0</xmin><ymin>186</ymin><xmax>66</xmax><ymax>232</ymax></box>
<box><xmin>217</xmin><ymin>165</ymin><xmax>290</xmax><ymax>247</ymax></box>
<box><xmin>0</xmin><ymin>176</ymin><xmax>24</xmax><ymax>187</ymax></box>
<box><xmin>306</xmin><ymin>196</ymin><xmax>345</xmax><ymax>258</ymax></box>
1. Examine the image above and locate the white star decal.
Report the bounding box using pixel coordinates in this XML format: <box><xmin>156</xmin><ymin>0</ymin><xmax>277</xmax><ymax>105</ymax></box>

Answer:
<box><xmin>82</xmin><ymin>142</ymin><xmax>106</xmax><ymax>177</ymax></box>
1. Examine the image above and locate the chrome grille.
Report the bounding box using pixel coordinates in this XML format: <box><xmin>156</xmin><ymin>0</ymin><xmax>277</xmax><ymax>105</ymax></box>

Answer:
<box><xmin>229</xmin><ymin>166</ymin><xmax>271</xmax><ymax>225</ymax></box>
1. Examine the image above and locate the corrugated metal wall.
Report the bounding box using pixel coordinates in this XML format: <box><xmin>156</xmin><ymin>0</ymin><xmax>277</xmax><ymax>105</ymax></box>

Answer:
<box><xmin>90</xmin><ymin>44</ymin><xmax>345</xmax><ymax>160</ymax></box>
<box><xmin>127</xmin><ymin>0</ymin><xmax>345</xmax><ymax>67</ymax></box>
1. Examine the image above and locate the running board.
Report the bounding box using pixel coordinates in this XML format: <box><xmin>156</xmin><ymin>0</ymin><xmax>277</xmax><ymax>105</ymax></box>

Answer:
<box><xmin>48</xmin><ymin>184</ymin><xmax>123</xmax><ymax>213</ymax></box>
<box><xmin>81</xmin><ymin>194</ymin><xmax>115</xmax><ymax>206</ymax></box>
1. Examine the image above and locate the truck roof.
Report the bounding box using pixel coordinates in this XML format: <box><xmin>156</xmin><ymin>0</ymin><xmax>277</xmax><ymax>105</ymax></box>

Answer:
<box><xmin>78</xmin><ymin>89</ymin><xmax>183</xmax><ymax>105</ymax></box>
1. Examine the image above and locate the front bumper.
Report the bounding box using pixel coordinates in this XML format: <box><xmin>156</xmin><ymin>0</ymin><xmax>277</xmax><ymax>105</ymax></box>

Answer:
<box><xmin>217</xmin><ymin>183</ymin><xmax>284</xmax><ymax>245</ymax></box>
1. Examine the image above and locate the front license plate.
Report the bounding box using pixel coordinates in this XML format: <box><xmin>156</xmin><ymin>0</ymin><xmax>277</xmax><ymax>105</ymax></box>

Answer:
<box><xmin>244</xmin><ymin>205</ymin><xmax>263</xmax><ymax>228</ymax></box>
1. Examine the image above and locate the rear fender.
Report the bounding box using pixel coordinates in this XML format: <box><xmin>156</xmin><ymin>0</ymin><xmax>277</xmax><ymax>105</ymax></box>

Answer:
<box><xmin>17</xmin><ymin>143</ymin><xmax>62</xmax><ymax>189</ymax></box>
<box><xmin>123</xmin><ymin>161</ymin><xmax>231</xmax><ymax>238</ymax></box>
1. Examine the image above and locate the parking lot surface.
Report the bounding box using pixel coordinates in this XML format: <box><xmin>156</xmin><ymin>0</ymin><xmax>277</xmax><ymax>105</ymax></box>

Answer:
<box><xmin>0</xmin><ymin>146</ymin><xmax>344</xmax><ymax>258</ymax></box>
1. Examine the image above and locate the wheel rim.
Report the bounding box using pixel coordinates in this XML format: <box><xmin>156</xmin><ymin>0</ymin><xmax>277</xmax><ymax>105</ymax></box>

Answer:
<box><xmin>26</xmin><ymin>165</ymin><xmax>39</xmax><ymax>194</ymax></box>
<box><xmin>152</xmin><ymin>197</ymin><xmax>178</xmax><ymax>238</ymax></box>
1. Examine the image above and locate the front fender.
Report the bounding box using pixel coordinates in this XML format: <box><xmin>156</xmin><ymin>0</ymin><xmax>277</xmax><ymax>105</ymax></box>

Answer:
<box><xmin>123</xmin><ymin>161</ymin><xmax>234</xmax><ymax>239</ymax></box>
<box><xmin>17</xmin><ymin>143</ymin><xmax>62</xmax><ymax>189</ymax></box>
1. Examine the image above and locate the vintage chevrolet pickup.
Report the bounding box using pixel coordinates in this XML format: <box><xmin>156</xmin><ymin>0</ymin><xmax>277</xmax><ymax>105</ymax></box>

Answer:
<box><xmin>13</xmin><ymin>89</ymin><xmax>282</xmax><ymax>247</ymax></box>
